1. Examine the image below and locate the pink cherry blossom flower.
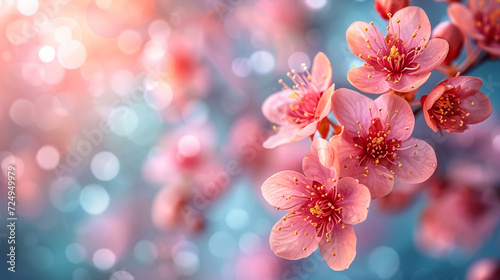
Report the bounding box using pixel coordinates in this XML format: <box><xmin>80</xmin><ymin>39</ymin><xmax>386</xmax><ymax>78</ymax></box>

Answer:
<box><xmin>448</xmin><ymin>0</ymin><xmax>500</xmax><ymax>56</ymax></box>
<box><xmin>421</xmin><ymin>76</ymin><xmax>492</xmax><ymax>133</ymax></box>
<box><xmin>346</xmin><ymin>6</ymin><xmax>449</xmax><ymax>94</ymax></box>
<box><xmin>374</xmin><ymin>0</ymin><xmax>409</xmax><ymax>20</ymax></box>
<box><xmin>261</xmin><ymin>139</ymin><xmax>371</xmax><ymax>270</ymax></box>
<box><xmin>329</xmin><ymin>89</ymin><xmax>437</xmax><ymax>198</ymax></box>
<box><xmin>262</xmin><ymin>52</ymin><xmax>334</xmax><ymax>149</ymax></box>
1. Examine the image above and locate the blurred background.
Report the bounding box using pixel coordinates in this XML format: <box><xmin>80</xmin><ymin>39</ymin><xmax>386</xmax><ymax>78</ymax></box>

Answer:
<box><xmin>0</xmin><ymin>0</ymin><xmax>499</xmax><ymax>279</ymax></box>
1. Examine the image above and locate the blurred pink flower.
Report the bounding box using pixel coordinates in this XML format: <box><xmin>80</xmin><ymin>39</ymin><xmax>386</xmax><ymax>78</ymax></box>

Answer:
<box><xmin>261</xmin><ymin>139</ymin><xmax>371</xmax><ymax>270</ymax></box>
<box><xmin>416</xmin><ymin>186</ymin><xmax>500</xmax><ymax>256</ymax></box>
<box><xmin>262</xmin><ymin>52</ymin><xmax>334</xmax><ymax>148</ymax></box>
<box><xmin>421</xmin><ymin>76</ymin><xmax>492</xmax><ymax>133</ymax></box>
<box><xmin>329</xmin><ymin>89</ymin><xmax>437</xmax><ymax>198</ymax></box>
<box><xmin>448</xmin><ymin>0</ymin><xmax>500</xmax><ymax>56</ymax></box>
<box><xmin>467</xmin><ymin>258</ymin><xmax>500</xmax><ymax>280</ymax></box>
<box><xmin>346</xmin><ymin>6</ymin><xmax>449</xmax><ymax>93</ymax></box>
<box><xmin>432</xmin><ymin>21</ymin><xmax>464</xmax><ymax>65</ymax></box>
<box><xmin>142</xmin><ymin>124</ymin><xmax>219</xmax><ymax>184</ymax></box>
<box><xmin>374</xmin><ymin>0</ymin><xmax>409</xmax><ymax>20</ymax></box>
<box><xmin>151</xmin><ymin>181</ymin><xmax>205</xmax><ymax>233</ymax></box>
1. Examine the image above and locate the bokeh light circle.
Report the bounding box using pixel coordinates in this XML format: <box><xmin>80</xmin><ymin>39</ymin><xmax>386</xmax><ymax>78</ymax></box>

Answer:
<box><xmin>17</xmin><ymin>0</ymin><xmax>39</xmax><ymax>16</ymax></box>
<box><xmin>91</xmin><ymin>151</ymin><xmax>120</xmax><ymax>181</ymax></box>
<box><xmin>36</xmin><ymin>145</ymin><xmax>60</xmax><ymax>170</ymax></box>
<box><xmin>66</xmin><ymin>243</ymin><xmax>87</xmax><ymax>264</ymax></box>
<box><xmin>9</xmin><ymin>99</ymin><xmax>35</xmax><ymax>126</ymax></box>
<box><xmin>177</xmin><ymin>135</ymin><xmax>201</xmax><ymax>157</ymax></box>
<box><xmin>250</xmin><ymin>51</ymin><xmax>275</xmax><ymax>74</ymax></box>
<box><xmin>368</xmin><ymin>246</ymin><xmax>400</xmax><ymax>279</ymax></box>
<box><xmin>57</xmin><ymin>40</ymin><xmax>87</xmax><ymax>69</ymax></box>
<box><xmin>39</xmin><ymin>46</ymin><xmax>56</xmax><ymax>63</ymax></box>
<box><xmin>110</xmin><ymin>270</ymin><xmax>135</xmax><ymax>280</ymax></box>
<box><xmin>93</xmin><ymin>248</ymin><xmax>116</xmax><ymax>270</ymax></box>
<box><xmin>79</xmin><ymin>184</ymin><xmax>110</xmax><ymax>215</ymax></box>
<box><xmin>225</xmin><ymin>208</ymin><xmax>249</xmax><ymax>231</ymax></box>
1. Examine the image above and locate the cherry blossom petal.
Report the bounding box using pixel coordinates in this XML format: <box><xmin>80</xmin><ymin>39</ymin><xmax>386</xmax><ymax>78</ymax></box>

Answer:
<box><xmin>270</xmin><ymin>213</ymin><xmax>321</xmax><ymax>260</ymax></box>
<box><xmin>448</xmin><ymin>3</ymin><xmax>485</xmax><ymax>41</ymax></box>
<box><xmin>262</xmin><ymin>89</ymin><xmax>294</xmax><ymax>125</ymax></box>
<box><xmin>332</xmin><ymin>88</ymin><xmax>375</xmax><ymax>136</ymax></box>
<box><xmin>296</xmin><ymin>120</ymin><xmax>321</xmax><ymax>137</ymax></box>
<box><xmin>392</xmin><ymin>137</ymin><xmax>437</xmax><ymax>184</ymax></box>
<box><xmin>358</xmin><ymin>162</ymin><xmax>395</xmax><ymax>199</ymax></box>
<box><xmin>390</xmin><ymin>7</ymin><xmax>431</xmax><ymax>47</ymax></box>
<box><xmin>311</xmin><ymin>52</ymin><xmax>333</xmax><ymax>93</ymax></box>
<box><xmin>347</xmin><ymin>66</ymin><xmax>391</xmax><ymax>94</ymax></box>
<box><xmin>450</xmin><ymin>76</ymin><xmax>483</xmax><ymax>99</ymax></box>
<box><xmin>420</xmin><ymin>95</ymin><xmax>439</xmax><ymax>132</ymax></box>
<box><xmin>304</xmin><ymin>138</ymin><xmax>336</xmax><ymax>187</ymax></box>
<box><xmin>412</xmin><ymin>38</ymin><xmax>449</xmax><ymax>75</ymax></box>
<box><xmin>346</xmin><ymin>21</ymin><xmax>386</xmax><ymax>60</ymax></box>
<box><xmin>261</xmin><ymin>171</ymin><xmax>311</xmax><ymax>210</ymax></box>
<box><xmin>389</xmin><ymin>71</ymin><xmax>431</xmax><ymax>92</ymax></box>
<box><xmin>425</xmin><ymin>84</ymin><xmax>448</xmax><ymax>113</ymax></box>
<box><xmin>374</xmin><ymin>93</ymin><xmax>414</xmax><ymax>141</ymax></box>
<box><xmin>316</xmin><ymin>84</ymin><xmax>335</xmax><ymax>120</ymax></box>
<box><xmin>336</xmin><ymin>177</ymin><xmax>371</xmax><ymax>225</ymax></box>
<box><xmin>462</xmin><ymin>91</ymin><xmax>492</xmax><ymax>124</ymax></box>
<box><xmin>319</xmin><ymin>224</ymin><xmax>357</xmax><ymax>271</ymax></box>
<box><xmin>329</xmin><ymin>128</ymin><xmax>363</xmax><ymax>176</ymax></box>
<box><xmin>263</xmin><ymin>126</ymin><xmax>302</xmax><ymax>149</ymax></box>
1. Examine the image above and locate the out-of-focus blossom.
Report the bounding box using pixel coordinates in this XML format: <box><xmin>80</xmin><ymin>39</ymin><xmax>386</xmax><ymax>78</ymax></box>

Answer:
<box><xmin>417</xmin><ymin>185</ymin><xmax>500</xmax><ymax>256</ymax></box>
<box><xmin>467</xmin><ymin>258</ymin><xmax>500</xmax><ymax>280</ymax></box>
<box><xmin>346</xmin><ymin>6</ymin><xmax>449</xmax><ymax>93</ymax></box>
<box><xmin>151</xmin><ymin>180</ymin><xmax>205</xmax><ymax>233</ymax></box>
<box><xmin>262</xmin><ymin>52</ymin><xmax>334</xmax><ymax>148</ymax></box>
<box><xmin>432</xmin><ymin>21</ymin><xmax>464</xmax><ymax>65</ymax></box>
<box><xmin>421</xmin><ymin>76</ymin><xmax>492</xmax><ymax>133</ymax></box>
<box><xmin>375</xmin><ymin>0</ymin><xmax>410</xmax><ymax>20</ymax></box>
<box><xmin>223</xmin><ymin>115</ymin><xmax>307</xmax><ymax>190</ymax></box>
<box><xmin>448</xmin><ymin>1</ymin><xmax>500</xmax><ymax>56</ymax></box>
<box><xmin>329</xmin><ymin>89</ymin><xmax>437</xmax><ymax>198</ymax></box>
<box><xmin>261</xmin><ymin>139</ymin><xmax>371</xmax><ymax>270</ymax></box>
<box><xmin>142</xmin><ymin>124</ymin><xmax>219</xmax><ymax>185</ymax></box>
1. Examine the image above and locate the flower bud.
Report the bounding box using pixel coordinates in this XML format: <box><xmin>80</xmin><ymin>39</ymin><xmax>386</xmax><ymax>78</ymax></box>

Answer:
<box><xmin>432</xmin><ymin>21</ymin><xmax>463</xmax><ymax>65</ymax></box>
<box><xmin>374</xmin><ymin>0</ymin><xmax>409</xmax><ymax>20</ymax></box>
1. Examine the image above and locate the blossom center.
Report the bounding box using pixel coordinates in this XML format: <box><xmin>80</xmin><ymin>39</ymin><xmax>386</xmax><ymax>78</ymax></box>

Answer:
<box><xmin>352</xmin><ymin>117</ymin><xmax>400</xmax><ymax>168</ymax></box>
<box><xmin>301</xmin><ymin>181</ymin><xmax>344</xmax><ymax>238</ymax></box>
<box><xmin>474</xmin><ymin>8</ymin><xmax>500</xmax><ymax>43</ymax></box>
<box><xmin>278</xmin><ymin>64</ymin><xmax>322</xmax><ymax>126</ymax></box>
<box><xmin>360</xmin><ymin>20</ymin><xmax>426</xmax><ymax>83</ymax></box>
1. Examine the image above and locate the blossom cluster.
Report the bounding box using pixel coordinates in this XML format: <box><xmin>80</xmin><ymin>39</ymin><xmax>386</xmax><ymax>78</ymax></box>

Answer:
<box><xmin>260</xmin><ymin>5</ymin><xmax>493</xmax><ymax>271</ymax></box>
